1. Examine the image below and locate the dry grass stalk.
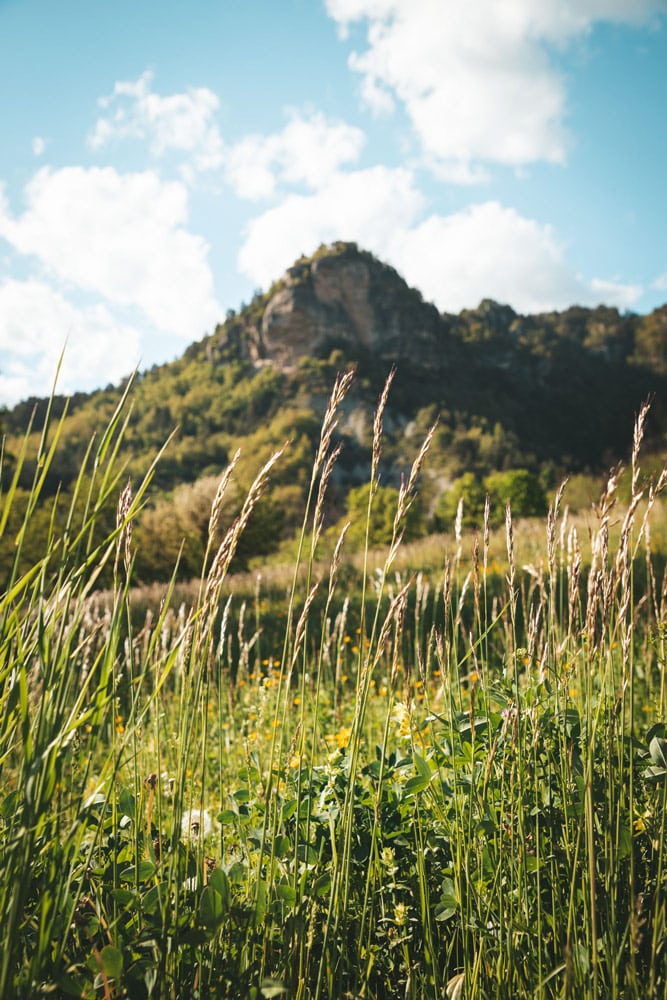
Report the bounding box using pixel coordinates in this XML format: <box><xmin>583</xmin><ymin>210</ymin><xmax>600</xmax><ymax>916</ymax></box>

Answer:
<box><xmin>483</xmin><ymin>494</ymin><xmax>491</xmax><ymax>575</ymax></box>
<box><xmin>583</xmin><ymin>463</ymin><xmax>625</xmax><ymax>647</ymax></box>
<box><xmin>207</xmin><ymin>448</ymin><xmax>241</xmax><ymax>544</ymax></box>
<box><xmin>290</xmin><ymin>581</ymin><xmax>320</xmax><ymax>671</ymax></box>
<box><xmin>216</xmin><ymin>594</ymin><xmax>233</xmax><ymax>662</ymax></box>
<box><xmin>631</xmin><ymin>399</ymin><xmax>651</xmax><ymax>497</ymax></box>
<box><xmin>177</xmin><ymin>608</ymin><xmax>196</xmax><ymax>678</ymax></box>
<box><xmin>454</xmin><ymin>496</ymin><xmax>464</xmax><ymax>566</ymax></box>
<box><xmin>505</xmin><ymin>501</ymin><xmax>515</xmax><ymax>592</ymax></box>
<box><xmin>505</xmin><ymin>501</ymin><xmax>517</xmax><ymax>661</ymax></box>
<box><xmin>454</xmin><ymin>570</ymin><xmax>472</xmax><ymax>635</ymax></box>
<box><xmin>642</xmin><ymin>519</ymin><xmax>660</xmax><ymax>626</ymax></box>
<box><xmin>527</xmin><ymin>597</ymin><xmax>543</xmax><ymax>665</ymax></box>
<box><xmin>383</xmin><ymin>420</ymin><xmax>437</xmax><ymax>574</ymax></box>
<box><xmin>585</xmin><ymin>532</ymin><xmax>605</xmax><ymax>647</ymax></box>
<box><xmin>568</xmin><ymin>526</ymin><xmax>583</xmax><ymax>634</ymax></box>
<box><xmin>472</xmin><ymin>534</ymin><xmax>481</xmax><ymax>628</ymax></box>
<box><xmin>328</xmin><ymin>521</ymin><xmax>350</xmax><ymax>599</ymax></box>
<box><xmin>559</xmin><ymin>503</ymin><xmax>570</xmax><ymax>565</ymax></box>
<box><xmin>441</xmin><ymin>558</ymin><xmax>452</xmax><ymax>623</ymax></box>
<box><xmin>385</xmin><ymin>526</ymin><xmax>406</xmax><ymax>577</ymax></box>
<box><xmin>633</xmin><ymin>466</ymin><xmax>667</xmax><ymax>563</ymax></box>
<box><xmin>354</xmin><ymin>580</ymin><xmax>411</xmax><ymax>712</ymax></box>
<box><xmin>201</xmin><ymin>445</ymin><xmax>287</xmax><ymax>639</ymax></box>
<box><xmin>397</xmin><ymin>420</ymin><xmax>438</xmax><ymax>520</ymax></box>
<box><xmin>373</xmin><ymin>580</ymin><xmax>410</xmax><ymax>673</ymax></box>
<box><xmin>600</xmin><ymin>464</ymin><xmax>623</xmax><ymax>520</ymax></box>
<box><xmin>612</xmin><ymin>491</ymin><xmax>644</xmax><ymax>643</ymax></box>
<box><xmin>115</xmin><ymin>478</ymin><xmax>134</xmax><ymax>576</ymax></box>
<box><xmin>547</xmin><ymin>479</ymin><xmax>568</xmax><ymax>587</ymax></box>
<box><xmin>599</xmin><ymin>520</ymin><xmax>613</xmax><ymax>624</ymax></box>
<box><xmin>370</xmin><ymin>369</ymin><xmax>395</xmax><ymax>488</ymax></box>
<box><xmin>538</xmin><ymin>638</ymin><xmax>549</xmax><ymax>684</ymax></box>
<box><xmin>314</xmin><ymin>368</ymin><xmax>355</xmax><ymax>471</ymax></box>
<box><xmin>312</xmin><ymin>442</ymin><xmax>343</xmax><ymax>551</ymax></box>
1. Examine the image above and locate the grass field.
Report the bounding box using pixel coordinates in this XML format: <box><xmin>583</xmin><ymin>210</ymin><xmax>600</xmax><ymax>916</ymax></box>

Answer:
<box><xmin>1</xmin><ymin>375</ymin><xmax>666</xmax><ymax>998</ymax></box>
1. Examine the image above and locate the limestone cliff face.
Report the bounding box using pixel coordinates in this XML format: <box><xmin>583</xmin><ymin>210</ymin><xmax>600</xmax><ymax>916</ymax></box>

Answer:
<box><xmin>243</xmin><ymin>244</ymin><xmax>447</xmax><ymax>369</ymax></box>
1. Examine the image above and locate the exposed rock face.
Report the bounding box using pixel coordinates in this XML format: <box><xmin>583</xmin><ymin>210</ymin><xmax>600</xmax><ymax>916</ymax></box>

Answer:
<box><xmin>245</xmin><ymin>244</ymin><xmax>447</xmax><ymax>369</ymax></box>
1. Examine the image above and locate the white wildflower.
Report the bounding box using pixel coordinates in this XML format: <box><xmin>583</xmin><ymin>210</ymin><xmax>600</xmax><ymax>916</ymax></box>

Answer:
<box><xmin>181</xmin><ymin>808</ymin><xmax>213</xmax><ymax>842</ymax></box>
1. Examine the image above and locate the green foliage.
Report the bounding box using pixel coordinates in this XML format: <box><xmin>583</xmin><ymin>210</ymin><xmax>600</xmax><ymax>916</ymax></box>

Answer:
<box><xmin>484</xmin><ymin>468</ymin><xmax>547</xmax><ymax>522</ymax></box>
<box><xmin>1</xmin><ymin>242</ymin><xmax>666</xmax><ymax>583</ymax></box>
<box><xmin>344</xmin><ymin>481</ymin><xmax>424</xmax><ymax>549</ymax></box>
<box><xmin>435</xmin><ymin>468</ymin><xmax>547</xmax><ymax>531</ymax></box>
<box><xmin>632</xmin><ymin>306</ymin><xmax>667</xmax><ymax>374</ymax></box>
<box><xmin>133</xmin><ymin>477</ymin><xmax>286</xmax><ymax>582</ymax></box>
<box><xmin>0</xmin><ymin>475</ymin><xmax>121</xmax><ymax>589</ymax></box>
<box><xmin>434</xmin><ymin>472</ymin><xmax>486</xmax><ymax>531</ymax></box>
<box><xmin>1</xmin><ymin>373</ymin><xmax>667</xmax><ymax>998</ymax></box>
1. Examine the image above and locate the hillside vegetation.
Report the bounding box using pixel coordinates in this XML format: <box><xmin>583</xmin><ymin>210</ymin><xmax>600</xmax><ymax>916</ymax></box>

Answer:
<box><xmin>0</xmin><ymin>371</ymin><xmax>666</xmax><ymax>998</ymax></box>
<box><xmin>1</xmin><ymin>242</ymin><xmax>665</xmax><ymax>583</ymax></box>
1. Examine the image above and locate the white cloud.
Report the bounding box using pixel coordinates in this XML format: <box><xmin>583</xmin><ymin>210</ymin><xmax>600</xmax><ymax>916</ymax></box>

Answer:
<box><xmin>0</xmin><ymin>279</ymin><xmax>142</xmax><ymax>404</ymax></box>
<box><xmin>0</xmin><ymin>166</ymin><xmax>221</xmax><ymax>341</ymax></box>
<box><xmin>388</xmin><ymin>202</ymin><xmax>644</xmax><ymax>313</ymax></box>
<box><xmin>652</xmin><ymin>273</ymin><xmax>667</xmax><ymax>291</ymax></box>
<box><xmin>238</xmin><ymin>165</ymin><xmax>423</xmax><ymax>286</ymax></box>
<box><xmin>89</xmin><ymin>71</ymin><xmax>224</xmax><ymax>173</ymax></box>
<box><xmin>225</xmin><ymin>111</ymin><xmax>366</xmax><ymax>200</ymax></box>
<box><xmin>589</xmin><ymin>277</ymin><xmax>643</xmax><ymax>310</ymax></box>
<box><xmin>31</xmin><ymin>136</ymin><xmax>46</xmax><ymax>157</ymax></box>
<box><xmin>325</xmin><ymin>0</ymin><xmax>665</xmax><ymax>175</ymax></box>
<box><xmin>239</xmin><ymin>181</ymin><xmax>642</xmax><ymax>313</ymax></box>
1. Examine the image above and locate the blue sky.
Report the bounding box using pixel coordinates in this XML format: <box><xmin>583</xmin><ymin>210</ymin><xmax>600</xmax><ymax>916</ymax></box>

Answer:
<box><xmin>0</xmin><ymin>0</ymin><xmax>665</xmax><ymax>404</ymax></box>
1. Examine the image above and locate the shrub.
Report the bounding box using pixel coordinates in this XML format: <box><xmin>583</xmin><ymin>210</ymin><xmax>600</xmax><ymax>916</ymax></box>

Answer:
<box><xmin>345</xmin><ymin>481</ymin><xmax>424</xmax><ymax>549</ymax></box>
<box><xmin>484</xmin><ymin>468</ymin><xmax>547</xmax><ymax>523</ymax></box>
<box><xmin>433</xmin><ymin>471</ymin><xmax>486</xmax><ymax>530</ymax></box>
<box><xmin>435</xmin><ymin>468</ymin><xmax>547</xmax><ymax>531</ymax></box>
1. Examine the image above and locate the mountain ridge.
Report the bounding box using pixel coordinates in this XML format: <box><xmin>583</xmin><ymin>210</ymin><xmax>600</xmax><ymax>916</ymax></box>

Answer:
<box><xmin>1</xmin><ymin>241</ymin><xmax>665</xmax><ymax>580</ymax></box>
<box><xmin>188</xmin><ymin>241</ymin><xmax>666</xmax><ymax>466</ymax></box>
<box><xmin>201</xmin><ymin>241</ymin><xmax>664</xmax><ymax>376</ymax></box>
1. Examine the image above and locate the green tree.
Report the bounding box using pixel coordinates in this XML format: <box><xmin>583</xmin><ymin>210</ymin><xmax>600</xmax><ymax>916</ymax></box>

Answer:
<box><xmin>484</xmin><ymin>469</ymin><xmax>547</xmax><ymax>524</ymax></box>
<box><xmin>433</xmin><ymin>472</ymin><xmax>485</xmax><ymax>531</ymax></box>
<box><xmin>632</xmin><ymin>306</ymin><xmax>667</xmax><ymax>374</ymax></box>
<box><xmin>133</xmin><ymin>474</ymin><xmax>286</xmax><ymax>582</ymax></box>
<box><xmin>345</xmin><ymin>482</ymin><xmax>424</xmax><ymax>550</ymax></box>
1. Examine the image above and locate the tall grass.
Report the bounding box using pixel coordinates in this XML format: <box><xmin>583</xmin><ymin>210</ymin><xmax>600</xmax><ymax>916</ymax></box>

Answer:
<box><xmin>0</xmin><ymin>378</ymin><xmax>666</xmax><ymax>998</ymax></box>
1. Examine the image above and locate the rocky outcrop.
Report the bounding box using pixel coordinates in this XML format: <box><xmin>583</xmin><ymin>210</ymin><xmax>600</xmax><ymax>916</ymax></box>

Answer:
<box><xmin>242</xmin><ymin>243</ymin><xmax>447</xmax><ymax>369</ymax></box>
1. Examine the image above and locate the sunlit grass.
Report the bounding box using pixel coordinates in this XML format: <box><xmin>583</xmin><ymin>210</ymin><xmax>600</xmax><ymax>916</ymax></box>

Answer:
<box><xmin>0</xmin><ymin>379</ymin><xmax>666</xmax><ymax>998</ymax></box>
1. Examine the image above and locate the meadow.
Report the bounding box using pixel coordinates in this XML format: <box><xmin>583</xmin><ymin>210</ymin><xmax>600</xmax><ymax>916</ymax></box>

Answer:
<box><xmin>1</xmin><ymin>372</ymin><xmax>666</xmax><ymax>999</ymax></box>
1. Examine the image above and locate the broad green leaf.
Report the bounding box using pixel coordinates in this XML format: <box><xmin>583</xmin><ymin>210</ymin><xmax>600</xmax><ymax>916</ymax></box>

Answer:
<box><xmin>413</xmin><ymin>751</ymin><xmax>431</xmax><ymax>780</ymax></box>
<box><xmin>199</xmin><ymin>885</ymin><xmax>226</xmax><ymax>928</ymax></box>
<box><xmin>110</xmin><ymin>888</ymin><xmax>136</xmax><ymax>907</ymax></box>
<box><xmin>276</xmin><ymin>883</ymin><xmax>297</xmax><ymax>906</ymax></box>
<box><xmin>119</xmin><ymin>860</ymin><xmax>155</xmax><ymax>883</ymax></box>
<box><xmin>405</xmin><ymin>774</ymin><xmax>431</xmax><ymax>795</ymax></box>
<box><xmin>208</xmin><ymin>867</ymin><xmax>230</xmax><ymax>907</ymax></box>
<box><xmin>227</xmin><ymin>861</ymin><xmax>247</xmax><ymax>884</ymax></box>
<box><xmin>313</xmin><ymin>874</ymin><xmax>331</xmax><ymax>897</ymax></box>
<box><xmin>254</xmin><ymin>880</ymin><xmax>268</xmax><ymax>923</ymax></box>
<box><xmin>100</xmin><ymin>945</ymin><xmax>123</xmax><ymax>980</ymax></box>
<box><xmin>0</xmin><ymin>789</ymin><xmax>19</xmax><ymax>821</ymax></box>
<box><xmin>118</xmin><ymin>787</ymin><xmax>136</xmax><ymax>820</ymax></box>
<box><xmin>58</xmin><ymin>972</ymin><xmax>93</xmax><ymax>997</ymax></box>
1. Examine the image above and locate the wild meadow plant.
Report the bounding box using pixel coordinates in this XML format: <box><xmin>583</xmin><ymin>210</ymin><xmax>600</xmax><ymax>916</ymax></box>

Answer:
<box><xmin>0</xmin><ymin>374</ymin><xmax>666</xmax><ymax>998</ymax></box>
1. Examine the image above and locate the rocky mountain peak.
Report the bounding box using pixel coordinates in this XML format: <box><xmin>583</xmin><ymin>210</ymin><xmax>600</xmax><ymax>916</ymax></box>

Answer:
<box><xmin>240</xmin><ymin>242</ymin><xmax>446</xmax><ymax>369</ymax></box>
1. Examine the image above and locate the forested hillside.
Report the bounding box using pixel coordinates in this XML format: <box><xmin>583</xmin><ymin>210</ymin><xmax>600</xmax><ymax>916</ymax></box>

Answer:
<box><xmin>1</xmin><ymin>242</ymin><xmax>665</xmax><ymax>583</ymax></box>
